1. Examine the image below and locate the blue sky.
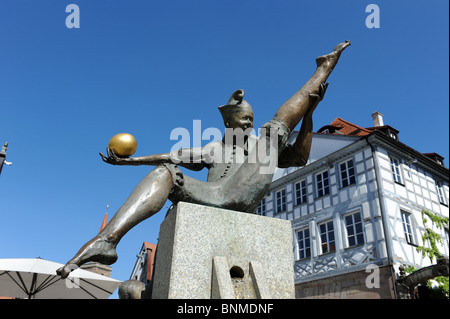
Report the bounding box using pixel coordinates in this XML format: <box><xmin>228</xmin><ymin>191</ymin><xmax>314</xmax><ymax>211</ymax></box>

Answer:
<box><xmin>0</xmin><ymin>1</ymin><xmax>448</xmax><ymax>298</ymax></box>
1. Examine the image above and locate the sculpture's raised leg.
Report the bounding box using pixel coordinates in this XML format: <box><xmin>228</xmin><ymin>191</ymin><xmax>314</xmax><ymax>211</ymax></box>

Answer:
<box><xmin>273</xmin><ymin>40</ymin><xmax>351</xmax><ymax>132</ymax></box>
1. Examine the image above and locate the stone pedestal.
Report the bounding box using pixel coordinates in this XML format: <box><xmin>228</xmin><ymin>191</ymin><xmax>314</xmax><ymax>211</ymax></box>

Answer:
<box><xmin>151</xmin><ymin>202</ymin><xmax>295</xmax><ymax>299</ymax></box>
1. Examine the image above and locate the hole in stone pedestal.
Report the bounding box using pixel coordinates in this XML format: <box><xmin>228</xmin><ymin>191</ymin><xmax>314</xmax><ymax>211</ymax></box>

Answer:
<box><xmin>229</xmin><ymin>266</ymin><xmax>244</xmax><ymax>279</ymax></box>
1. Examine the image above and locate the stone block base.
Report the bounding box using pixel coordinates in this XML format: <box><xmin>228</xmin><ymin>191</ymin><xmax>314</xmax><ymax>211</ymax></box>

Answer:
<box><xmin>151</xmin><ymin>202</ymin><xmax>295</xmax><ymax>299</ymax></box>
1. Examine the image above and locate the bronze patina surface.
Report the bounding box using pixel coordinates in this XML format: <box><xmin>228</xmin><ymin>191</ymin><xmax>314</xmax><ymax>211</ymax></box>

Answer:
<box><xmin>58</xmin><ymin>41</ymin><xmax>351</xmax><ymax>278</ymax></box>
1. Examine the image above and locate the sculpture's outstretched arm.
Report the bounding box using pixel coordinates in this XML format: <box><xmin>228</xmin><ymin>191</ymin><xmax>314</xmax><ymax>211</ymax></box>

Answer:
<box><xmin>99</xmin><ymin>147</ymin><xmax>208</xmax><ymax>171</ymax></box>
<box><xmin>277</xmin><ymin>82</ymin><xmax>327</xmax><ymax>168</ymax></box>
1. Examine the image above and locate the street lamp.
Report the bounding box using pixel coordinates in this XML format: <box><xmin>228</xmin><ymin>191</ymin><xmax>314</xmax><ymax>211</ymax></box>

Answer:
<box><xmin>0</xmin><ymin>142</ymin><xmax>11</xmax><ymax>176</ymax></box>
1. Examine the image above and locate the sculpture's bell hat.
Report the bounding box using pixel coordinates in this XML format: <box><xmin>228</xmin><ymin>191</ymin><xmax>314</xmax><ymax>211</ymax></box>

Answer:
<box><xmin>218</xmin><ymin>89</ymin><xmax>253</xmax><ymax>120</ymax></box>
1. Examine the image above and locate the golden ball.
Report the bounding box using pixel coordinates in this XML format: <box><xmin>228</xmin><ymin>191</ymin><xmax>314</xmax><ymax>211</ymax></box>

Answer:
<box><xmin>108</xmin><ymin>133</ymin><xmax>137</xmax><ymax>157</ymax></box>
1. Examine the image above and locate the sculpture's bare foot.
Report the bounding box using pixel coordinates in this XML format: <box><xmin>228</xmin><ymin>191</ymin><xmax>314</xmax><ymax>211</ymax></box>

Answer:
<box><xmin>56</xmin><ymin>236</ymin><xmax>118</xmax><ymax>279</ymax></box>
<box><xmin>316</xmin><ymin>40</ymin><xmax>351</xmax><ymax>68</ymax></box>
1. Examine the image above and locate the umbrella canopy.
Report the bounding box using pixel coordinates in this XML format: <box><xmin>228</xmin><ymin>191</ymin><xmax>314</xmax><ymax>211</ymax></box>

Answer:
<box><xmin>0</xmin><ymin>258</ymin><xmax>122</xmax><ymax>299</ymax></box>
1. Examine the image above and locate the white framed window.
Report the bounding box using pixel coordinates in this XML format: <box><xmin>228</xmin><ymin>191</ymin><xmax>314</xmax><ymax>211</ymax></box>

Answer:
<box><xmin>435</xmin><ymin>181</ymin><xmax>447</xmax><ymax>205</ymax></box>
<box><xmin>316</xmin><ymin>171</ymin><xmax>330</xmax><ymax>198</ymax></box>
<box><xmin>275</xmin><ymin>188</ymin><xmax>286</xmax><ymax>213</ymax></box>
<box><xmin>344</xmin><ymin>211</ymin><xmax>364</xmax><ymax>247</ymax></box>
<box><xmin>390</xmin><ymin>157</ymin><xmax>403</xmax><ymax>184</ymax></box>
<box><xmin>445</xmin><ymin>228</ymin><xmax>449</xmax><ymax>250</ymax></box>
<box><xmin>340</xmin><ymin>159</ymin><xmax>356</xmax><ymax>188</ymax></box>
<box><xmin>295</xmin><ymin>180</ymin><xmax>307</xmax><ymax>205</ymax></box>
<box><xmin>257</xmin><ymin>198</ymin><xmax>266</xmax><ymax>216</ymax></box>
<box><xmin>297</xmin><ymin>228</ymin><xmax>311</xmax><ymax>260</ymax></box>
<box><xmin>319</xmin><ymin>221</ymin><xmax>336</xmax><ymax>254</ymax></box>
<box><xmin>401</xmin><ymin>210</ymin><xmax>415</xmax><ymax>245</ymax></box>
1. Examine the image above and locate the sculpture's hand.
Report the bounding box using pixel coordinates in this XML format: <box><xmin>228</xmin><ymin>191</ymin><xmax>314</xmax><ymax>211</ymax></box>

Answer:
<box><xmin>307</xmin><ymin>82</ymin><xmax>329</xmax><ymax>115</ymax></box>
<box><xmin>309</xmin><ymin>82</ymin><xmax>329</xmax><ymax>102</ymax></box>
<box><xmin>99</xmin><ymin>148</ymin><xmax>131</xmax><ymax>165</ymax></box>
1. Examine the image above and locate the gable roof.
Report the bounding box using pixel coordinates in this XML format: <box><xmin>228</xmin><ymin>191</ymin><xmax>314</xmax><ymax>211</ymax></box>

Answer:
<box><xmin>317</xmin><ymin>116</ymin><xmax>446</xmax><ymax>169</ymax></box>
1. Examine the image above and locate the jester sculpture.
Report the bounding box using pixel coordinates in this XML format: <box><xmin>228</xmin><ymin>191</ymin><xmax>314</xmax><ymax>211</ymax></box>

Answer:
<box><xmin>58</xmin><ymin>41</ymin><xmax>351</xmax><ymax>278</ymax></box>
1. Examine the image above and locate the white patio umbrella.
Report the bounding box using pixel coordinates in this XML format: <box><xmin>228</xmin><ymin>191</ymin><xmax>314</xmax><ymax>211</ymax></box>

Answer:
<box><xmin>0</xmin><ymin>258</ymin><xmax>122</xmax><ymax>299</ymax></box>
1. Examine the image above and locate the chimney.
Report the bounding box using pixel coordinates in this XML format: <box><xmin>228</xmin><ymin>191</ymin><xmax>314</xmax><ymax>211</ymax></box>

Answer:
<box><xmin>371</xmin><ymin>111</ymin><xmax>384</xmax><ymax>127</ymax></box>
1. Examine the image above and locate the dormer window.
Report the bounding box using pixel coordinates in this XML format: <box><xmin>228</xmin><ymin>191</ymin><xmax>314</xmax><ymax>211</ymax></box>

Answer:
<box><xmin>317</xmin><ymin>125</ymin><xmax>342</xmax><ymax>134</ymax></box>
<box><xmin>374</xmin><ymin>126</ymin><xmax>399</xmax><ymax>140</ymax></box>
<box><xmin>423</xmin><ymin>153</ymin><xmax>445</xmax><ymax>166</ymax></box>
<box><xmin>388</xmin><ymin>130</ymin><xmax>398</xmax><ymax>140</ymax></box>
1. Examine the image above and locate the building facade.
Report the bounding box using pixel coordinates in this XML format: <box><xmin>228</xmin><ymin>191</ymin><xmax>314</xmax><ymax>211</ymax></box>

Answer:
<box><xmin>129</xmin><ymin>242</ymin><xmax>157</xmax><ymax>285</ymax></box>
<box><xmin>259</xmin><ymin>112</ymin><xmax>449</xmax><ymax>298</ymax></box>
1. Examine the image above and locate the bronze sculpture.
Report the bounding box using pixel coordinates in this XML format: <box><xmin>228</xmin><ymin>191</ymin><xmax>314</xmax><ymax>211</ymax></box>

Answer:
<box><xmin>57</xmin><ymin>41</ymin><xmax>351</xmax><ymax>278</ymax></box>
